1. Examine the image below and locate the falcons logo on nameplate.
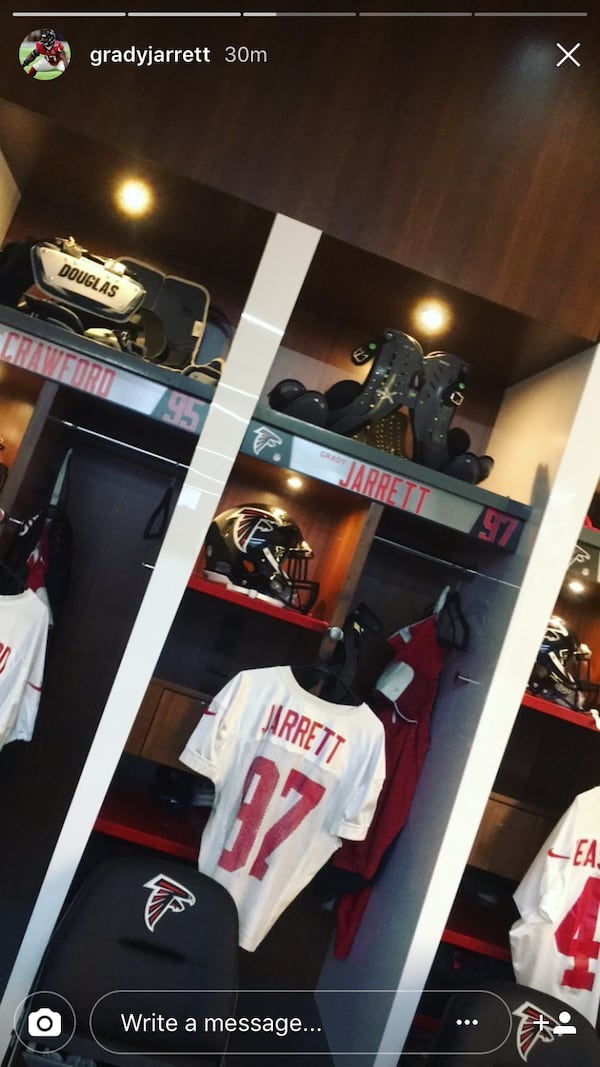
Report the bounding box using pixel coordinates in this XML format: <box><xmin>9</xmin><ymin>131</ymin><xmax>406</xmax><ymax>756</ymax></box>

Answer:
<box><xmin>513</xmin><ymin>1001</ymin><xmax>559</xmax><ymax>1061</ymax></box>
<box><xmin>253</xmin><ymin>427</ymin><xmax>283</xmax><ymax>456</ymax></box>
<box><xmin>143</xmin><ymin>874</ymin><xmax>196</xmax><ymax>932</ymax></box>
<box><xmin>233</xmin><ymin>507</ymin><xmax>276</xmax><ymax>553</ymax></box>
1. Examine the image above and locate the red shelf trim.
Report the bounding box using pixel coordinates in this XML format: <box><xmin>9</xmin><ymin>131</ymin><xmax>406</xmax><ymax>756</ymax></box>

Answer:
<box><xmin>95</xmin><ymin>788</ymin><xmax>207</xmax><ymax>862</ymax></box>
<box><xmin>441</xmin><ymin>926</ymin><xmax>512</xmax><ymax>963</ymax></box>
<box><xmin>521</xmin><ymin>692</ymin><xmax>600</xmax><ymax>732</ymax></box>
<box><xmin>187</xmin><ymin>574</ymin><xmax>329</xmax><ymax>633</ymax></box>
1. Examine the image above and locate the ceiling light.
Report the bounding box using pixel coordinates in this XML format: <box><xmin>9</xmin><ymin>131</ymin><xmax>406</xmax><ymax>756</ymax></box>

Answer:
<box><xmin>115</xmin><ymin>178</ymin><xmax>153</xmax><ymax>218</ymax></box>
<box><xmin>567</xmin><ymin>579</ymin><xmax>585</xmax><ymax>595</ymax></box>
<box><xmin>287</xmin><ymin>476</ymin><xmax>303</xmax><ymax>490</ymax></box>
<box><xmin>413</xmin><ymin>299</ymin><xmax>451</xmax><ymax>336</ymax></box>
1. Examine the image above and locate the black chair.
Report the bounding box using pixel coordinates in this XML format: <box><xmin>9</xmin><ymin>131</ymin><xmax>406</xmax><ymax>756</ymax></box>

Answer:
<box><xmin>12</xmin><ymin>856</ymin><xmax>238</xmax><ymax>1067</ymax></box>
<box><xmin>426</xmin><ymin>980</ymin><xmax>600</xmax><ymax>1066</ymax></box>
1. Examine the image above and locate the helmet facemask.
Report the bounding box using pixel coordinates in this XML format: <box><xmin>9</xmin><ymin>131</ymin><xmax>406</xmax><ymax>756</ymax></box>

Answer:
<box><xmin>265</xmin><ymin>548</ymin><xmax>320</xmax><ymax>614</ymax></box>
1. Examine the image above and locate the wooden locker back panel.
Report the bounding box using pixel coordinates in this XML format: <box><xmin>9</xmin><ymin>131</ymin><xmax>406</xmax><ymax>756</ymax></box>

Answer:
<box><xmin>468</xmin><ymin>792</ymin><xmax>554</xmax><ymax>882</ymax></box>
<box><xmin>0</xmin><ymin>363</ymin><xmax>44</xmax><ymax>469</ymax></box>
<box><xmin>124</xmin><ymin>678</ymin><xmax>164</xmax><ymax>757</ymax></box>
<box><xmin>192</xmin><ymin>452</ymin><xmax>374</xmax><ymax>622</ymax></box>
<box><xmin>142</xmin><ymin>685</ymin><xmax>209</xmax><ymax>768</ymax></box>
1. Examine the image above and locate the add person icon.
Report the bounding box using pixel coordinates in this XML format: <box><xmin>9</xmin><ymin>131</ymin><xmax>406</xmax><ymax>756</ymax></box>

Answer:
<box><xmin>552</xmin><ymin>1010</ymin><xmax>577</xmax><ymax>1036</ymax></box>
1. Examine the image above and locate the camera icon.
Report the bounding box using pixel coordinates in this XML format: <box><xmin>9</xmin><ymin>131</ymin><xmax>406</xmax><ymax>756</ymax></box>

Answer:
<box><xmin>27</xmin><ymin>1007</ymin><xmax>62</xmax><ymax>1037</ymax></box>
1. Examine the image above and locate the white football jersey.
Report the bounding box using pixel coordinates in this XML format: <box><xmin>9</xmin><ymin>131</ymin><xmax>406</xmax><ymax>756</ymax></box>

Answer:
<box><xmin>0</xmin><ymin>590</ymin><xmax>49</xmax><ymax>751</ymax></box>
<box><xmin>180</xmin><ymin>665</ymin><xmax>385</xmax><ymax>951</ymax></box>
<box><xmin>510</xmin><ymin>785</ymin><xmax>600</xmax><ymax>1025</ymax></box>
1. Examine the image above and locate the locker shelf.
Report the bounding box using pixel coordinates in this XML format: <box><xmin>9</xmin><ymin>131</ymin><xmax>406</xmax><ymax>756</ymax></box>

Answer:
<box><xmin>94</xmin><ymin>787</ymin><xmax>208</xmax><ymax>862</ymax></box>
<box><xmin>187</xmin><ymin>573</ymin><xmax>330</xmax><ymax>632</ymax></box>
<box><xmin>521</xmin><ymin>692</ymin><xmax>600</xmax><ymax>731</ymax></box>
<box><xmin>442</xmin><ymin>893</ymin><xmax>513</xmax><ymax>963</ymax></box>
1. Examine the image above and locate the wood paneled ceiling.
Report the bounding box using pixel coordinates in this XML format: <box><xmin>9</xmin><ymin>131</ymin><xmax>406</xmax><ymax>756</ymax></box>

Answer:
<box><xmin>0</xmin><ymin>100</ymin><xmax>273</xmax><ymax>299</ymax></box>
<box><xmin>0</xmin><ymin>101</ymin><xmax>590</xmax><ymax>394</ymax></box>
<box><xmin>1</xmin><ymin>10</ymin><xmax>598</xmax><ymax>341</ymax></box>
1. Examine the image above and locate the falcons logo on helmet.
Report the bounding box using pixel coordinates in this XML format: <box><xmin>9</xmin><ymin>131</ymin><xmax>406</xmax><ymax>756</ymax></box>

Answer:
<box><xmin>143</xmin><ymin>873</ymin><xmax>196</xmax><ymax>932</ymax></box>
<box><xmin>233</xmin><ymin>507</ymin><xmax>277</xmax><ymax>552</ymax></box>
<box><xmin>252</xmin><ymin>427</ymin><xmax>282</xmax><ymax>456</ymax></box>
<box><xmin>513</xmin><ymin>1001</ymin><xmax>559</xmax><ymax>1061</ymax></box>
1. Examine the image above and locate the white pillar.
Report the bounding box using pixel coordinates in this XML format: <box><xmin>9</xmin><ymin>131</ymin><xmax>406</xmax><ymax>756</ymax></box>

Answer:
<box><xmin>0</xmin><ymin>214</ymin><xmax>321</xmax><ymax>1058</ymax></box>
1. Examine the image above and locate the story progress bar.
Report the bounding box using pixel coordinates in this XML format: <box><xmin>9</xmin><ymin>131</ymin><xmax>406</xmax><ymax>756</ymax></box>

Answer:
<box><xmin>10</xmin><ymin>9</ymin><xmax>591</xmax><ymax>15</ymax></box>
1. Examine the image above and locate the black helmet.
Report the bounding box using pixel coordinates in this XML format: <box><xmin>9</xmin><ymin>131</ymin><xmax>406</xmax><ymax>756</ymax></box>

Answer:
<box><xmin>204</xmin><ymin>504</ymin><xmax>320</xmax><ymax>613</ymax></box>
<box><xmin>40</xmin><ymin>28</ymin><xmax>57</xmax><ymax>48</ymax></box>
<box><xmin>528</xmin><ymin>615</ymin><xmax>588</xmax><ymax>709</ymax></box>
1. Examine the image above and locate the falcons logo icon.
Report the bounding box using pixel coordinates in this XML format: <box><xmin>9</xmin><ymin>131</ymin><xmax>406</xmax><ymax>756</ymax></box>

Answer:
<box><xmin>233</xmin><ymin>507</ymin><xmax>276</xmax><ymax>552</ymax></box>
<box><xmin>253</xmin><ymin>427</ymin><xmax>283</xmax><ymax>456</ymax></box>
<box><xmin>513</xmin><ymin>1001</ymin><xmax>559</xmax><ymax>1061</ymax></box>
<box><xmin>143</xmin><ymin>874</ymin><xmax>196</xmax><ymax>933</ymax></box>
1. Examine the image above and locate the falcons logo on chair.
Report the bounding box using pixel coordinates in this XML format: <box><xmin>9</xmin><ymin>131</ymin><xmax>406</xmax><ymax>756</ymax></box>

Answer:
<box><xmin>513</xmin><ymin>1001</ymin><xmax>559</xmax><ymax>1061</ymax></box>
<box><xmin>143</xmin><ymin>873</ymin><xmax>196</xmax><ymax>932</ymax></box>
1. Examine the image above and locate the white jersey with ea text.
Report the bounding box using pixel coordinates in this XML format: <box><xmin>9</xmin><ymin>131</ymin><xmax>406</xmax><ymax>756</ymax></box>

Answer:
<box><xmin>180</xmin><ymin>665</ymin><xmax>385</xmax><ymax>950</ymax></box>
<box><xmin>510</xmin><ymin>785</ymin><xmax>600</xmax><ymax>1025</ymax></box>
<box><xmin>0</xmin><ymin>590</ymin><xmax>49</xmax><ymax>751</ymax></box>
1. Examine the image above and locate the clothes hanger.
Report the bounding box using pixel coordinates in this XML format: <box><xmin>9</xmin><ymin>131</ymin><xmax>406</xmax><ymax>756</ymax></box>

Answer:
<box><xmin>433</xmin><ymin>584</ymin><xmax>450</xmax><ymax>615</ymax></box>
<box><xmin>291</xmin><ymin>662</ymin><xmax>362</xmax><ymax>706</ymax></box>
<box><xmin>390</xmin><ymin>588</ymin><xmax>449</xmax><ymax>641</ymax></box>
<box><xmin>293</xmin><ymin>603</ymin><xmax>382</xmax><ymax>705</ymax></box>
<box><xmin>418</xmin><ymin>586</ymin><xmax>469</xmax><ymax>651</ymax></box>
<box><xmin>435</xmin><ymin>589</ymin><xmax>470</xmax><ymax>651</ymax></box>
<box><xmin>143</xmin><ymin>479</ymin><xmax>176</xmax><ymax>540</ymax></box>
<box><xmin>49</xmin><ymin>448</ymin><xmax>72</xmax><ymax>511</ymax></box>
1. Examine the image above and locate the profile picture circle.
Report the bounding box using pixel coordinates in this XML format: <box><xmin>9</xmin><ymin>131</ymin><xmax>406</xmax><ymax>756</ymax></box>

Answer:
<box><xmin>19</xmin><ymin>28</ymin><xmax>71</xmax><ymax>80</ymax></box>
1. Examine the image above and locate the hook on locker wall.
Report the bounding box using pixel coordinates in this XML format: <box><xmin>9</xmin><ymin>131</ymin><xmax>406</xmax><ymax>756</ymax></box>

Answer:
<box><xmin>455</xmin><ymin>673</ymin><xmax>480</xmax><ymax>685</ymax></box>
<box><xmin>0</xmin><ymin>509</ymin><xmax>24</xmax><ymax>529</ymax></box>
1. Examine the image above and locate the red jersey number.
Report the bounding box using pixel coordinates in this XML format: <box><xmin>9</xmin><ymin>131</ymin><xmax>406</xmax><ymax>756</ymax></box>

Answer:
<box><xmin>554</xmin><ymin>876</ymin><xmax>600</xmax><ymax>991</ymax></box>
<box><xmin>218</xmin><ymin>756</ymin><xmax>325</xmax><ymax>881</ymax></box>
<box><xmin>161</xmin><ymin>391</ymin><xmax>204</xmax><ymax>432</ymax></box>
<box><xmin>477</xmin><ymin>508</ymin><xmax>520</xmax><ymax>548</ymax></box>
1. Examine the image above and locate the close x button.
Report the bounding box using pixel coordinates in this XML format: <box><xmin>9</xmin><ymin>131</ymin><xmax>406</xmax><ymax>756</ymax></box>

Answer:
<box><xmin>556</xmin><ymin>42</ymin><xmax>581</xmax><ymax>67</ymax></box>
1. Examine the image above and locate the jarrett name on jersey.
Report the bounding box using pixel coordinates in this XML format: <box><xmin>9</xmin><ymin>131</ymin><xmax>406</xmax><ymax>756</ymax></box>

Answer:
<box><xmin>180</xmin><ymin>666</ymin><xmax>385</xmax><ymax>950</ymax></box>
<box><xmin>260</xmin><ymin>701</ymin><xmax>347</xmax><ymax>764</ymax></box>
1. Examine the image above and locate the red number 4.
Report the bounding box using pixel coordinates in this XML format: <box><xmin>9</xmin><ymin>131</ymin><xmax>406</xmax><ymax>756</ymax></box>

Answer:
<box><xmin>554</xmin><ymin>876</ymin><xmax>600</xmax><ymax>990</ymax></box>
<box><xmin>218</xmin><ymin>756</ymin><xmax>326</xmax><ymax>881</ymax></box>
